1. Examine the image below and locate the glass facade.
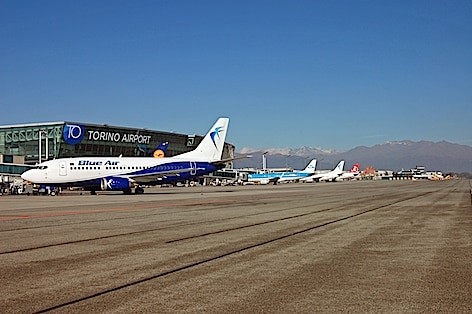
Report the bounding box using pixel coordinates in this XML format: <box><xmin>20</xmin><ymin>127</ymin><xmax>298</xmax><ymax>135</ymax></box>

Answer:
<box><xmin>0</xmin><ymin>123</ymin><xmax>63</xmax><ymax>163</ymax></box>
<box><xmin>0</xmin><ymin>163</ymin><xmax>32</xmax><ymax>175</ymax></box>
<box><xmin>0</xmin><ymin>122</ymin><xmax>234</xmax><ymax>166</ymax></box>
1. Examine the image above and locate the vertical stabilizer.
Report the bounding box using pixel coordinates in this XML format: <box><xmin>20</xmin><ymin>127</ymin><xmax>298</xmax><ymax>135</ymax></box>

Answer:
<box><xmin>152</xmin><ymin>142</ymin><xmax>169</xmax><ymax>158</ymax></box>
<box><xmin>334</xmin><ymin>160</ymin><xmax>345</xmax><ymax>174</ymax></box>
<box><xmin>350</xmin><ymin>163</ymin><xmax>360</xmax><ymax>173</ymax></box>
<box><xmin>302</xmin><ymin>159</ymin><xmax>317</xmax><ymax>173</ymax></box>
<box><xmin>177</xmin><ymin>117</ymin><xmax>230</xmax><ymax>161</ymax></box>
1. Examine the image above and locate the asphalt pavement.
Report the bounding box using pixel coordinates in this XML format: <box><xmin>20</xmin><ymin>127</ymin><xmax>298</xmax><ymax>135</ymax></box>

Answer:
<box><xmin>1</xmin><ymin>179</ymin><xmax>471</xmax><ymax>313</ymax></box>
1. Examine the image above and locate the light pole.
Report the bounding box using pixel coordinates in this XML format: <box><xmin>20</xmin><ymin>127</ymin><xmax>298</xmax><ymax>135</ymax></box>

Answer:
<box><xmin>262</xmin><ymin>151</ymin><xmax>268</xmax><ymax>171</ymax></box>
<box><xmin>38</xmin><ymin>131</ymin><xmax>48</xmax><ymax>164</ymax></box>
<box><xmin>44</xmin><ymin>131</ymin><xmax>49</xmax><ymax>161</ymax></box>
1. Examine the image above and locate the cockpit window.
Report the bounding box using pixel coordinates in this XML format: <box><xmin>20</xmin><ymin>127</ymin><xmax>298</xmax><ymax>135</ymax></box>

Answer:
<box><xmin>37</xmin><ymin>166</ymin><xmax>48</xmax><ymax>170</ymax></box>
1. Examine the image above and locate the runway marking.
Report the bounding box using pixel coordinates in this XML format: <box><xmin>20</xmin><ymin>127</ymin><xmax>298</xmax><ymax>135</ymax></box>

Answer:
<box><xmin>0</xmin><ymin>190</ymin><xmax>418</xmax><ymax>254</ymax></box>
<box><xmin>0</xmin><ymin>191</ymin><xmax>309</xmax><ymax>222</ymax></box>
<box><xmin>0</xmin><ymin>197</ymin><xmax>334</xmax><ymax>254</ymax></box>
<box><xmin>0</xmin><ymin>199</ymin><xmax>238</xmax><ymax>222</ymax></box>
<box><xmin>0</xmin><ymin>215</ymin><xmax>32</xmax><ymax>220</ymax></box>
<box><xmin>34</xmin><ymin>188</ymin><xmax>443</xmax><ymax>314</ymax></box>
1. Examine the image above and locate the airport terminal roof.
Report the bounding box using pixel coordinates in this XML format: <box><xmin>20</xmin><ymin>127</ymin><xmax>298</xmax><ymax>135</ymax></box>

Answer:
<box><xmin>0</xmin><ymin>121</ymin><xmax>67</xmax><ymax>129</ymax></box>
<box><xmin>0</xmin><ymin>121</ymin><xmax>184</xmax><ymax>136</ymax></box>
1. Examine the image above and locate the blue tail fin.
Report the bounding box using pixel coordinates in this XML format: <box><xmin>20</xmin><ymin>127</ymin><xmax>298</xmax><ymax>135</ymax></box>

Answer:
<box><xmin>152</xmin><ymin>142</ymin><xmax>169</xmax><ymax>158</ymax></box>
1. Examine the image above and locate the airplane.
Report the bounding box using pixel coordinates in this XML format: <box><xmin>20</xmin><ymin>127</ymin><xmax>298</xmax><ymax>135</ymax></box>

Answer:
<box><xmin>247</xmin><ymin>159</ymin><xmax>317</xmax><ymax>185</ymax></box>
<box><xmin>335</xmin><ymin>162</ymin><xmax>360</xmax><ymax>181</ymax></box>
<box><xmin>301</xmin><ymin>160</ymin><xmax>345</xmax><ymax>183</ymax></box>
<box><xmin>21</xmin><ymin>117</ymin><xmax>235</xmax><ymax>194</ymax></box>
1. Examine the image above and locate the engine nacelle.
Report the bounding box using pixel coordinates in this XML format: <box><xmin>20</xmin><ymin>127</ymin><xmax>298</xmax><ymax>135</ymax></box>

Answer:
<box><xmin>100</xmin><ymin>177</ymin><xmax>132</xmax><ymax>191</ymax></box>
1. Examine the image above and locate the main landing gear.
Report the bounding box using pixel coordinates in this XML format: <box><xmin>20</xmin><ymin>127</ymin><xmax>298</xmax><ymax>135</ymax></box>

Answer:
<box><xmin>122</xmin><ymin>187</ymin><xmax>145</xmax><ymax>194</ymax></box>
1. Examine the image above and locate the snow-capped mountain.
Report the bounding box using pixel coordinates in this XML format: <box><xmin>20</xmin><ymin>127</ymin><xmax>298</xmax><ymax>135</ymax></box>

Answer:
<box><xmin>234</xmin><ymin>140</ymin><xmax>472</xmax><ymax>173</ymax></box>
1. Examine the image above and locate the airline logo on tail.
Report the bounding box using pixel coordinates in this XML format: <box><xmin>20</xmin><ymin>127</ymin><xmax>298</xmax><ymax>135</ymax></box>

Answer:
<box><xmin>351</xmin><ymin>163</ymin><xmax>360</xmax><ymax>173</ymax></box>
<box><xmin>210</xmin><ymin>127</ymin><xmax>224</xmax><ymax>148</ymax></box>
<box><xmin>153</xmin><ymin>142</ymin><xmax>169</xmax><ymax>158</ymax></box>
<box><xmin>335</xmin><ymin>160</ymin><xmax>345</xmax><ymax>172</ymax></box>
<box><xmin>302</xmin><ymin>159</ymin><xmax>317</xmax><ymax>173</ymax></box>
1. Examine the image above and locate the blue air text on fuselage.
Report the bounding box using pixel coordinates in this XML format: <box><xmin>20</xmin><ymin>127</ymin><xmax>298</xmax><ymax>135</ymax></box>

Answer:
<box><xmin>78</xmin><ymin>160</ymin><xmax>120</xmax><ymax>166</ymax></box>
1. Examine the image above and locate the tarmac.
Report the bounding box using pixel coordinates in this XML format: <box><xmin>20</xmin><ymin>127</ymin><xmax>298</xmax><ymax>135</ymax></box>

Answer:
<box><xmin>1</xmin><ymin>179</ymin><xmax>471</xmax><ymax>313</ymax></box>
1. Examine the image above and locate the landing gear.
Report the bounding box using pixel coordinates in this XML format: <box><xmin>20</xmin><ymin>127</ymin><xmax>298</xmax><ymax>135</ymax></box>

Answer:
<box><xmin>122</xmin><ymin>187</ymin><xmax>144</xmax><ymax>194</ymax></box>
<box><xmin>90</xmin><ymin>190</ymin><xmax>97</xmax><ymax>195</ymax></box>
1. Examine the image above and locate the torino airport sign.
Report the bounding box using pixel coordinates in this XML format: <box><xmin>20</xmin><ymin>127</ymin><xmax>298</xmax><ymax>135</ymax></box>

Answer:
<box><xmin>63</xmin><ymin>124</ymin><xmax>152</xmax><ymax>145</ymax></box>
<box><xmin>63</xmin><ymin>124</ymin><xmax>85</xmax><ymax>145</ymax></box>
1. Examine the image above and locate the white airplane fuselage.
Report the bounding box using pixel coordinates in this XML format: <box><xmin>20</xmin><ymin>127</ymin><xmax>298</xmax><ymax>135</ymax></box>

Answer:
<box><xmin>21</xmin><ymin>157</ymin><xmax>222</xmax><ymax>190</ymax></box>
<box><xmin>247</xmin><ymin>159</ymin><xmax>317</xmax><ymax>184</ymax></box>
<box><xmin>21</xmin><ymin>117</ymin><xmax>230</xmax><ymax>193</ymax></box>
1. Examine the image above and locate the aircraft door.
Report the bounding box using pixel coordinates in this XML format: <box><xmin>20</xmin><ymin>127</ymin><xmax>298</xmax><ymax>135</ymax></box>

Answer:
<box><xmin>59</xmin><ymin>161</ymin><xmax>67</xmax><ymax>176</ymax></box>
<box><xmin>190</xmin><ymin>161</ymin><xmax>197</xmax><ymax>175</ymax></box>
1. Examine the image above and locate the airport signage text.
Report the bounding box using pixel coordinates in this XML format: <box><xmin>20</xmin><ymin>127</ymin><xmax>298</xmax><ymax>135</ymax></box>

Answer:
<box><xmin>63</xmin><ymin>124</ymin><xmax>86</xmax><ymax>145</ymax></box>
<box><xmin>86</xmin><ymin>130</ymin><xmax>152</xmax><ymax>144</ymax></box>
<box><xmin>63</xmin><ymin>124</ymin><xmax>152</xmax><ymax>145</ymax></box>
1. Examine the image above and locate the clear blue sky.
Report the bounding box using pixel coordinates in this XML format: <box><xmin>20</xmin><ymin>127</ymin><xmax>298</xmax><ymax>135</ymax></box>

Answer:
<box><xmin>1</xmin><ymin>0</ymin><xmax>471</xmax><ymax>151</ymax></box>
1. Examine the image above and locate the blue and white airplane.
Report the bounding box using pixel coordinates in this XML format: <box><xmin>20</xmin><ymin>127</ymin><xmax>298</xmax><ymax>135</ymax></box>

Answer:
<box><xmin>301</xmin><ymin>160</ymin><xmax>345</xmax><ymax>182</ymax></box>
<box><xmin>247</xmin><ymin>159</ymin><xmax>317</xmax><ymax>185</ymax></box>
<box><xmin>21</xmin><ymin>117</ymin><xmax>234</xmax><ymax>194</ymax></box>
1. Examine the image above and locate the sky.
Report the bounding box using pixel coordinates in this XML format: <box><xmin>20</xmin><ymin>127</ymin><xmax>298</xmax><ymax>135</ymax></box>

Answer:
<box><xmin>1</xmin><ymin>0</ymin><xmax>471</xmax><ymax>151</ymax></box>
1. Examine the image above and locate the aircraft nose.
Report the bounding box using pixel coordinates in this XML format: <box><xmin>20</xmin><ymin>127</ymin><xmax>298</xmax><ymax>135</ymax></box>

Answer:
<box><xmin>21</xmin><ymin>170</ymin><xmax>33</xmax><ymax>181</ymax></box>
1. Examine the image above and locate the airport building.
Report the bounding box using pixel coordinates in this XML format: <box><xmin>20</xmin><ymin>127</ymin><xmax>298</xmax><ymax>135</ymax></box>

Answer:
<box><xmin>0</xmin><ymin>121</ymin><xmax>235</xmax><ymax>179</ymax></box>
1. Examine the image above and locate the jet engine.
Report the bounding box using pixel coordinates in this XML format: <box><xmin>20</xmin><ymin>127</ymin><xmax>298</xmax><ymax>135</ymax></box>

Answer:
<box><xmin>100</xmin><ymin>177</ymin><xmax>132</xmax><ymax>191</ymax></box>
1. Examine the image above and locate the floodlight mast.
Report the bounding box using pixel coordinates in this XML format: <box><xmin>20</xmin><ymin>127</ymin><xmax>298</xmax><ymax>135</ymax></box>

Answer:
<box><xmin>38</xmin><ymin>131</ymin><xmax>48</xmax><ymax>164</ymax></box>
<box><xmin>262</xmin><ymin>151</ymin><xmax>268</xmax><ymax>171</ymax></box>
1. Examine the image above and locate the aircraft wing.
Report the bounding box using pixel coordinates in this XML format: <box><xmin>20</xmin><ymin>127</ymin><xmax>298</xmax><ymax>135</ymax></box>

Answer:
<box><xmin>212</xmin><ymin>155</ymin><xmax>252</xmax><ymax>165</ymax></box>
<box><xmin>129</xmin><ymin>167</ymin><xmax>205</xmax><ymax>183</ymax></box>
<box><xmin>304</xmin><ymin>173</ymin><xmax>324</xmax><ymax>181</ymax></box>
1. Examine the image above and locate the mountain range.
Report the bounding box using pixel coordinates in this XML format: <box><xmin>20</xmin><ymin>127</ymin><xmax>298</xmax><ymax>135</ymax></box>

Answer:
<box><xmin>234</xmin><ymin>140</ymin><xmax>472</xmax><ymax>173</ymax></box>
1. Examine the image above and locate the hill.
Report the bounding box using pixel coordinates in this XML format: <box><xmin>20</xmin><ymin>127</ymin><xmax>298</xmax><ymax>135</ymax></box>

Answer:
<box><xmin>234</xmin><ymin>140</ymin><xmax>472</xmax><ymax>173</ymax></box>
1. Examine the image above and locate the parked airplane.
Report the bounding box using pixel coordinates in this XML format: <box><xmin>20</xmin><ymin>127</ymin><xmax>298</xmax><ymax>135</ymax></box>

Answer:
<box><xmin>247</xmin><ymin>159</ymin><xmax>317</xmax><ymax>185</ymax></box>
<box><xmin>21</xmin><ymin>117</ymin><xmax>234</xmax><ymax>194</ymax></box>
<box><xmin>301</xmin><ymin>160</ymin><xmax>345</xmax><ymax>182</ymax></box>
<box><xmin>336</xmin><ymin>163</ymin><xmax>360</xmax><ymax>181</ymax></box>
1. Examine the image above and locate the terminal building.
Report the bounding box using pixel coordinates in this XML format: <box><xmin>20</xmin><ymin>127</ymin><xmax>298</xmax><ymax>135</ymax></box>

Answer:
<box><xmin>0</xmin><ymin>121</ymin><xmax>235</xmax><ymax>181</ymax></box>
